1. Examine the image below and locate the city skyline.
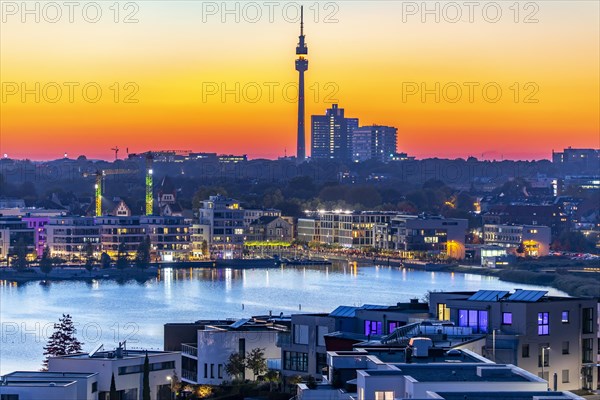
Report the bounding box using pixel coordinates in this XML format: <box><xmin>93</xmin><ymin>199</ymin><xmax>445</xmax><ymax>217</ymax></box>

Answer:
<box><xmin>1</xmin><ymin>1</ymin><xmax>599</xmax><ymax>161</ymax></box>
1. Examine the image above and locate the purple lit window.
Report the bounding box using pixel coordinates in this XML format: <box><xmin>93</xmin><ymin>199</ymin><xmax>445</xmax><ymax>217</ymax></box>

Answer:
<box><xmin>538</xmin><ymin>312</ymin><xmax>549</xmax><ymax>335</ymax></box>
<box><xmin>458</xmin><ymin>309</ymin><xmax>488</xmax><ymax>333</ymax></box>
<box><xmin>502</xmin><ymin>312</ymin><xmax>513</xmax><ymax>325</ymax></box>
<box><xmin>561</xmin><ymin>311</ymin><xmax>569</xmax><ymax>323</ymax></box>
<box><xmin>458</xmin><ymin>310</ymin><xmax>468</xmax><ymax>327</ymax></box>
<box><xmin>365</xmin><ymin>320</ymin><xmax>382</xmax><ymax>336</ymax></box>
<box><xmin>478</xmin><ymin>311</ymin><xmax>488</xmax><ymax>333</ymax></box>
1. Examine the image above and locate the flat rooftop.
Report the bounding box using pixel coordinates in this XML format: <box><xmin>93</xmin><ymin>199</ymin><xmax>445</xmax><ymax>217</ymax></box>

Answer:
<box><xmin>58</xmin><ymin>349</ymin><xmax>177</xmax><ymax>360</ymax></box>
<box><xmin>434</xmin><ymin>391</ymin><xmax>582</xmax><ymax>400</ymax></box>
<box><xmin>5</xmin><ymin>371</ymin><xmax>97</xmax><ymax>378</ymax></box>
<box><xmin>386</xmin><ymin>364</ymin><xmax>531</xmax><ymax>383</ymax></box>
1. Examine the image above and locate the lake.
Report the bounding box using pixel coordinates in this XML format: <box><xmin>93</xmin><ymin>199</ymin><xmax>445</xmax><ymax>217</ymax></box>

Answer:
<box><xmin>0</xmin><ymin>264</ymin><xmax>566</xmax><ymax>374</ymax></box>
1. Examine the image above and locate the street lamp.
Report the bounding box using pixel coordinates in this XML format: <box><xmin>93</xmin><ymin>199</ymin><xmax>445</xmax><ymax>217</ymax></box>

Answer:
<box><xmin>541</xmin><ymin>346</ymin><xmax>550</xmax><ymax>387</ymax></box>
<box><xmin>166</xmin><ymin>376</ymin><xmax>174</xmax><ymax>400</ymax></box>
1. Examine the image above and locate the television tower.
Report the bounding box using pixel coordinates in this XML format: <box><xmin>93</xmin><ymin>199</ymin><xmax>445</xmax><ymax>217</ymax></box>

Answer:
<box><xmin>295</xmin><ymin>6</ymin><xmax>308</xmax><ymax>161</ymax></box>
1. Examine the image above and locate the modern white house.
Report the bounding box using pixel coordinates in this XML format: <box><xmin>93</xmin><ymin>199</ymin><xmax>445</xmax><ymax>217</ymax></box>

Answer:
<box><xmin>178</xmin><ymin>318</ymin><xmax>286</xmax><ymax>385</ymax></box>
<box><xmin>0</xmin><ymin>371</ymin><xmax>99</xmax><ymax>400</ymax></box>
<box><xmin>47</xmin><ymin>345</ymin><xmax>180</xmax><ymax>400</ymax></box>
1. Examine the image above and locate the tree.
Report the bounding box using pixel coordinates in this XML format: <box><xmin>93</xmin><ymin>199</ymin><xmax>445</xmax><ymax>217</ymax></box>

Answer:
<box><xmin>142</xmin><ymin>353</ymin><xmax>151</xmax><ymax>400</ymax></box>
<box><xmin>246</xmin><ymin>348</ymin><xmax>267</xmax><ymax>380</ymax></box>
<box><xmin>42</xmin><ymin>314</ymin><xmax>83</xmax><ymax>370</ymax></box>
<box><xmin>39</xmin><ymin>246</ymin><xmax>53</xmax><ymax>277</ymax></box>
<box><xmin>169</xmin><ymin>370</ymin><xmax>184</xmax><ymax>397</ymax></box>
<box><xmin>224</xmin><ymin>352</ymin><xmax>246</xmax><ymax>382</ymax></box>
<box><xmin>201</xmin><ymin>240</ymin><xmax>209</xmax><ymax>258</ymax></box>
<box><xmin>84</xmin><ymin>242</ymin><xmax>94</xmax><ymax>263</ymax></box>
<box><xmin>110</xmin><ymin>372</ymin><xmax>118</xmax><ymax>399</ymax></box>
<box><xmin>116</xmin><ymin>242</ymin><xmax>128</xmax><ymax>270</ymax></box>
<box><xmin>135</xmin><ymin>236</ymin><xmax>151</xmax><ymax>269</ymax></box>
<box><xmin>264</xmin><ymin>369</ymin><xmax>280</xmax><ymax>392</ymax></box>
<box><xmin>100</xmin><ymin>252</ymin><xmax>112</xmax><ymax>269</ymax></box>
<box><xmin>11</xmin><ymin>237</ymin><xmax>29</xmax><ymax>270</ymax></box>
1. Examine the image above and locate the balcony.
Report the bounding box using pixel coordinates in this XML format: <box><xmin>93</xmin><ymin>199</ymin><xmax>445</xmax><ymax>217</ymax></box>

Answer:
<box><xmin>181</xmin><ymin>343</ymin><xmax>197</xmax><ymax>358</ymax></box>
<box><xmin>181</xmin><ymin>368</ymin><xmax>197</xmax><ymax>383</ymax></box>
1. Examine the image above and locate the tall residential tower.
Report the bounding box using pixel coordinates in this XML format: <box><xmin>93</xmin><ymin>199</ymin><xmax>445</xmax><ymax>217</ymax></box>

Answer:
<box><xmin>295</xmin><ymin>6</ymin><xmax>308</xmax><ymax>161</ymax></box>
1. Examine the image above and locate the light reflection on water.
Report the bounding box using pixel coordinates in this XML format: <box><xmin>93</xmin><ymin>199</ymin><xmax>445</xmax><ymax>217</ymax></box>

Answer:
<box><xmin>0</xmin><ymin>264</ymin><xmax>566</xmax><ymax>374</ymax></box>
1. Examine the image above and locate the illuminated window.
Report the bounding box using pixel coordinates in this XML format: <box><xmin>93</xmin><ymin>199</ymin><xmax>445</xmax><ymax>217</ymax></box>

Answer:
<box><xmin>375</xmin><ymin>392</ymin><xmax>394</xmax><ymax>400</ymax></box>
<box><xmin>561</xmin><ymin>311</ymin><xmax>569</xmax><ymax>323</ymax></box>
<box><xmin>437</xmin><ymin>303</ymin><xmax>450</xmax><ymax>321</ymax></box>
<box><xmin>538</xmin><ymin>312</ymin><xmax>549</xmax><ymax>335</ymax></box>
<box><xmin>502</xmin><ymin>312</ymin><xmax>512</xmax><ymax>325</ymax></box>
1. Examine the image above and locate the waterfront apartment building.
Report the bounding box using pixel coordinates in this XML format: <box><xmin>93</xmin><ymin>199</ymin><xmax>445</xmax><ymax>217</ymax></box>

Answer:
<box><xmin>46</xmin><ymin>217</ymin><xmax>100</xmax><ymax>261</ymax></box>
<box><xmin>429</xmin><ymin>289</ymin><xmax>598</xmax><ymax>391</ymax></box>
<box><xmin>0</xmin><ymin>216</ymin><xmax>36</xmax><ymax>262</ymax></box>
<box><xmin>483</xmin><ymin>223</ymin><xmax>551</xmax><ymax>257</ymax></box>
<box><xmin>373</xmin><ymin>215</ymin><xmax>468</xmax><ymax>259</ymax></box>
<box><xmin>351</xmin><ymin>125</ymin><xmax>398</xmax><ymax>163</ymax></box>
<box><xmin>317</xmin><ymin>211</ymin><xmax>397</xmax><ymax>248</ymax></box>
<box><xmin>48</xmin><ymin>346</ymin><xmax>180</xmax><ymax>400</ymax></box>
<box><xmin>46</xmin><ymin>216</ymin><xmax>190</xmax><ymax>261</ymax></box>
<box><xmin>198</xmin><ymin>195</ymin><xmax>246</xmax><ymax>258</ymax></box>
<box><xmin>311</xmin><ymin>104</ymin><xmax>359</xmax><ymax>161</ymax></box>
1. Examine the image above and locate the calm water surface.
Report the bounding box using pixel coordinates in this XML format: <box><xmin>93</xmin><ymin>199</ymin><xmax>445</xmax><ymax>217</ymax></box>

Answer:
<box><xmin>0</xmin><ymin>264</ymin><xmax>566</xmax><ymax>374</ymax></box>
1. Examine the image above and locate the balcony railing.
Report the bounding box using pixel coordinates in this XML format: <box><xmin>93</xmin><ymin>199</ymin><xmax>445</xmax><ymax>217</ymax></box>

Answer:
<box><xmin>182</xmin><ymin>368</ymin><xmax>197</xmax><ymax>382</ymax></box>
<box><xmin>181</xmin><ymin>343</ymin><xmax>198</xmax><ymax>357</ymax></box>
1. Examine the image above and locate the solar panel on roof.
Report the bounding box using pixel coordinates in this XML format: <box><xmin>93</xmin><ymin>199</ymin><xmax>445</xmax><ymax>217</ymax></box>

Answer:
<box><xmin>468</xmin><ymin>290</ymin><xmax>509</xmax><ymax>302</ymax></box>
<box><xmin>229</xmin><ymin>318</ymin><xmax>250</xmax><ymax>329</ymax></box>
<box><xmin>506</xmin><ymin>290</ymin><xmax>547</xmax><ymax>302</ymax></box>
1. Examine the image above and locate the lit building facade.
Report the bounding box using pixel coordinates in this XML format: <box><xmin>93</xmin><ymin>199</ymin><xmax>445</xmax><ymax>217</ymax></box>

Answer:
<box><xmin>198</xmin><ymin>195</ymin><xmax>246</xmax><ymax>258</ymax></box>
<box><xmin>483</xmin><ymin>224</ymin><xmax>551</xmax><ymax>257</ymax></box>
<box><xmin>351</xmin><ymin>125</ymin><xmax>398</xmax><ymax>163</ymax></box>
<box><xmin>374</xmin><ymin>215</ymin><xmax>468</xmax><ymax>259</ymax></box>
<box><xmin>429</xmin><ymin>289</ymin><xmax>598</xmax><ymax>391</ymax></box>
<box><xmin>311</xmin><ymin>104</ymin><xmax>359</xmax><ymax>161</ymax></box>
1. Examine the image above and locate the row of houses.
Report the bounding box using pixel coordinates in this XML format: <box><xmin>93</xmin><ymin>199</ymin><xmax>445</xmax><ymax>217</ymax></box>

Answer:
<box><xmin>163</xmin><ymin>289</ymin><xmax>598</xmax><ymax>393</ymax></box>
<box><xmin>298</xmin><ymin>211</ymin><xmax>551</xmax><ymax>261</ymax></box>
<box><xmin>2</xmin><ymin>289</ymin><xmax>596</xmax><ymax>399</ymax></box>
<box><xmin>0</xmin><ymin>205</ymin><xmax>552</xmax><ymax>263</ymax></box>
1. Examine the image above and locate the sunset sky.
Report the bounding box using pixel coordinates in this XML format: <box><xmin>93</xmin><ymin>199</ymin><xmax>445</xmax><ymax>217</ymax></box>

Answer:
<box><xmin>1</xmin><ymin>1</ymin><xmax>599</xmax><ymax>160</ymax></box>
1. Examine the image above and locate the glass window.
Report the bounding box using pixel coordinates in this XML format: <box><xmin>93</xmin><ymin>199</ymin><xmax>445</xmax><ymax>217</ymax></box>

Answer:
<box><xmin>375</xmin><ymin>392</ymin><xmax>394</xmax><ymax>400</ymax></box>
<box><xmin>538</xmin><ymin>345</ymin><xmax>550</xmax><ymax>367</ymax></box>
<box><xmin>582</xmin><ymin>308</ymin><xmax>593</xmax><ymax>334</ymax></box>
<box><xmin>522</xmin><ymin>344</ymin><xmax>530</xmax><ymax>358</ymax></box>
<box><xmin>284</xmin><ymin>351</ymin><xmax>308</xmax><ymax>372</ymax></box>
<box><xmin>364</xmin><ymin>320</ymin><xmax>382</xmax><ymax>336</ymax></box>
<box><xmin>502</xmin><ymin>312</ymin><xmax>512</xmax><ymax>325</ymax></box>
<box><xmin>562</xmin><ymin>341</ymin><xmax>569</xmax><ymax>355</ymax></box>
<box><xmin>294</xmin><ymin>324</ymin><xmax>309</xmax><ymax>344</ymax></box>
<box><xmin>457</xmin><ymin>309</ymin><xmax>488</xmax><ymax>333</ymax></box>
<box><xmin>582</xmin><ymin>338</ymin><xmax>594</xmax><ymax>363</ymax></box>
<box><xmin>316</xmin><ymin>352</ymin><xmax>327</xmax><ymax>374</ymax></box>
<box><xmin>561</xmin><ymin>311</ymin><xmax>569</xmax><ymax>323</ymax></box>
<box><xmin>437</xmin><ymin>303</ymin><xmax>449</xmax><ymax>320</ymax></box>
<box><xmin>562</xmin><ymin>369</ymin><xmax>569</xmax><ymax>383</ymax></box>
<box><xmin>538</xmin><ymin>312</ymin><xmax>549</xmax><ymax>335</ymax></box>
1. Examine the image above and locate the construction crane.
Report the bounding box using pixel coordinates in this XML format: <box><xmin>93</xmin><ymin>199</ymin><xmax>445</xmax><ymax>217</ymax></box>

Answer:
<box><xmin>145</xmin><ymin>154</ymin><xmax>154</xmax><ymax>216</ymax></box>
<box><xmin>111</xmin><ymin>147</ymin><xmax>120</xmax><ymax>161</ymax></box>
<box><xmin>84</xmin><ymin>169</ymin><xmax>137</xmax><ymax>217</ymax></box>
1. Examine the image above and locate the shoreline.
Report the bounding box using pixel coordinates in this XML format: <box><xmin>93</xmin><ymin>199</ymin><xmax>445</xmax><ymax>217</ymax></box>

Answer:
<box><xmin>1</xmin><ymin>258</ymin><xmax>598</xmax><ymax>298</ymax></box>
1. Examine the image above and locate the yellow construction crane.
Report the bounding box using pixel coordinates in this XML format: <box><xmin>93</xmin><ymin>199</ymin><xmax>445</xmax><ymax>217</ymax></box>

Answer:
<box><xmin>83</xmin><ymin>169</ymin><xmax>137</xmax><ymax>217</ymax></box>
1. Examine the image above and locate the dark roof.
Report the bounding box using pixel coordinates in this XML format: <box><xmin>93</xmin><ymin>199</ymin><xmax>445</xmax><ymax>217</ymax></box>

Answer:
<box><xmin>250</xmin><ymin>216</ymin><xmax>280</xmax><ymax>225</ymax></box>
<box><xmin>159</xmin><ymin>175</ymin><xmax>176</xmax><ymax>194</ymax></box>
